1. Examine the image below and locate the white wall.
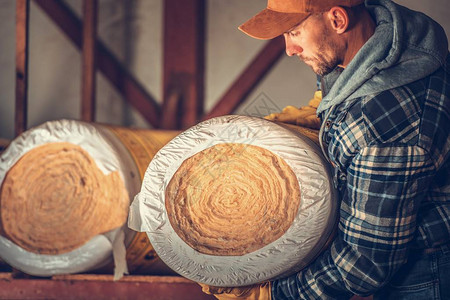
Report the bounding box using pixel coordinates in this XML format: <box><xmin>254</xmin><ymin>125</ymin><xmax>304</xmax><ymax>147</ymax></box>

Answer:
<box><xmin>0</xmin><ymin>0</ymin><xmax>16</xmax><ymax>140</ymax></box>
<box><xmin>0</xmin><ymin>0</ymin><xmax>449</xmax><ymax>140</ymax></box>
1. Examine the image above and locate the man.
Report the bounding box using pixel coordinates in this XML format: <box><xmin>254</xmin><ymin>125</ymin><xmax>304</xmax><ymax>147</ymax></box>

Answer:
<box><xmin>202</xmin><ymin>0</ymin><xmax>450</xmax><ymax>299</ymax></box>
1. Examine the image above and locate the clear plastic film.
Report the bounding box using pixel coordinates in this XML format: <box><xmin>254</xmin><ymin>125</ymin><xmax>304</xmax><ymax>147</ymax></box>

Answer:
<box><xmin>129</xmin><ymin>115</ymin><xmax>337</xmax><ymax>287</ymax></box>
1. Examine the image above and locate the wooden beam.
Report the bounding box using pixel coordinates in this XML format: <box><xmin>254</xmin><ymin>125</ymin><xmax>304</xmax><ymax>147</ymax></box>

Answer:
<box><xmin>0</xmin><ymin>273</ymin><xmax>215</xmax><ymax>300</ymax></box>
<box><xmin>15</xmin><ymin>0</ymin><xmax>30</xmax><ymax>137</ymax></box>
<box><xmin>33</xmin><ymin>0</ymin><xmax>161</xmax><ymax>128</ymax></box>
<box><xmin>203</xmin><ymin>36</ymin><xmax>285</xmax><ymax>121</ymax></box>
<box><xmin>81</xmin><ymin>0</ymin><xmax>98</xmax><ymax>122</ymax></box>
<box><xmin>161</xmin><ymin>0</ymin><xmax>205</xmax><ymax>129</ymax></box>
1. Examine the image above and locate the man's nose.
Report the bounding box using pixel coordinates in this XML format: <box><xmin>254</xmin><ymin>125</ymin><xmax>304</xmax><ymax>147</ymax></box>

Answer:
<box><xmin>284</xmin><ymin>34</ymin><xmax>302</xmax><ymax>57</ymax></box>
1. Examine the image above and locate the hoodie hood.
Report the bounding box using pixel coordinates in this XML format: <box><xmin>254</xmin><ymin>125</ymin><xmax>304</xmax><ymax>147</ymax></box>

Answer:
<box><xmin>316</xmin><ymin>0</ymin><xmax>449</xmax><ymax>114</ymax></box>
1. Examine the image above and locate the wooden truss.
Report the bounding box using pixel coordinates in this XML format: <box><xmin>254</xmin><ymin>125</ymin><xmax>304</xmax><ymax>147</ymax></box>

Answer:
<box><xmin>15</xmin><ymin>0</ymin><xmax>285</xmax><ymax>135</ymax></box>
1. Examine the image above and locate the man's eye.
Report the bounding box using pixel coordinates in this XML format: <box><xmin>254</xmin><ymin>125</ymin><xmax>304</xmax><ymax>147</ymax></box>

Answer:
<box><xmin>289</xmin><ymin>31</ymin><xmax>299</xmax><ymax>37</ymax></box>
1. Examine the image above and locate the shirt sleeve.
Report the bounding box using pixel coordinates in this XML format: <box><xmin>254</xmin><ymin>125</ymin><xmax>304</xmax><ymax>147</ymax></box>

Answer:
<box><xmin>271</xmin><ymin>143</ymin><xmax>436</xmax><ymax>299</ymax></box>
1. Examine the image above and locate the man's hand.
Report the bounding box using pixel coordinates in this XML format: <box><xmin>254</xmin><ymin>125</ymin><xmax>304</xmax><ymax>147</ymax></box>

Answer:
<box><xmin>265</xmin><ymin>90</ymin><xmax>322</xmax><ymax>130</ymax></box>
<box><xmin>199</xmin><ymin>282</ymin><xmax>271</xmax><ymax>300</ymax></box>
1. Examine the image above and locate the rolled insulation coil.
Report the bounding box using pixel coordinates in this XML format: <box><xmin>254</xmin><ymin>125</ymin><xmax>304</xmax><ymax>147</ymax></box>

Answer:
<box><xmin>129</xmin><ymin>115</ymin><xmax>337</xmax><ymax>287</ymax></box>
<box><xmin>0</xmin><ymin>119</ymin><xmax>179</xmax><ymax>277</ymax></box>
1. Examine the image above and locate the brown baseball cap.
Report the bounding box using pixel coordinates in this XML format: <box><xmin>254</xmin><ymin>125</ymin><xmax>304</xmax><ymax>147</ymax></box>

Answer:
<box><xmin>239</xmin><ymin>0</ymin><xmax>365</xmax><ymax>40</ymax></box>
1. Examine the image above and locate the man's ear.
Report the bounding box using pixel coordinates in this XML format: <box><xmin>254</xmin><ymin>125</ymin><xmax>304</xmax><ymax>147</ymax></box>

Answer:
<box><xmin>326</xmin><ymin>6</ymin><xmax>349</xmax><ymax>34</ymax></box>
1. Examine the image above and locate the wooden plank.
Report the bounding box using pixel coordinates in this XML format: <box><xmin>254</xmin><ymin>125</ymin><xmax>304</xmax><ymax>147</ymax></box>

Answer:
<box><xmin>0</xmin><ymin>272</ymin><xmax>373</xmax><ymax>300</ymax></box>
<box><xmin>203</xmin><ymin>36</ymin><xmax>285</xmax><ymax>120</ymax></box>
<box><xmin>81</xmin><ymin>0</ymin><xmax>98</xmax><ymax>122</ymax></box>
<box><xmin>0</xmin><ymin>273</ymin><xmax>215</xmax><ymax>300</ymax></box>
<box><xmin>33</xmin><ymin>0</ymin><xmax>161</xmax><ymax>127</ymax></box>
<box><xmin>15</xmin><ymin>0</ymin><xmax>30</xmax><ymax>136</ymax></box>
<box><xmin>161</xmin><ymin>0</ymin><xmax>205</xmax><ymax>129</ymax></box>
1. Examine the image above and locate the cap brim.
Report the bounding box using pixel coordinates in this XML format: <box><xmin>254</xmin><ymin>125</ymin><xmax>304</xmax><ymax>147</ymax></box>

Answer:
<box><xmin>239</xmin><ymin>9</ymin><xmax>309</xmax><ymax>40</ymax></box>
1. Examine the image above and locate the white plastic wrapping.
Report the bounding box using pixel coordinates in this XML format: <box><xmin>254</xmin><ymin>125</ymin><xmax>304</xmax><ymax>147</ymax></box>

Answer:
<box><xmin>129</xmin><ymin>115</ymin><xmax>337</xmax><ymax>286</ymax></box>
<box><xmin>0</xmin><ymin>119</ymin><xmax>141</xmax><ymax>277</ymax></box>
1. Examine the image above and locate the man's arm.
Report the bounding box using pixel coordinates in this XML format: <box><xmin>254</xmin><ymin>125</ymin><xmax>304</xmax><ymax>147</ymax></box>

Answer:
<box><xmin>272</xmin><ymin>143</ymin><xmax>436</xmax><ymax>299</ymax></box>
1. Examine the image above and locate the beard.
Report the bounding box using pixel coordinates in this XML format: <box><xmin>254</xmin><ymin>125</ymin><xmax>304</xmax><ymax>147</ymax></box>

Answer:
<box><xmin>300</xmin><ymin>25</ymin><xmax>341</xmax><ymax>76</ymax></box>
<box><xmin>301</xmin><ymin>53</ymin><xmax>338</xmax><ymax>76</ymax></box>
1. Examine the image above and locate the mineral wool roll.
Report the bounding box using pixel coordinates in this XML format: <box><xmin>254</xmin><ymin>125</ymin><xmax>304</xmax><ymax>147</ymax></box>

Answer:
<box><xmin>129</xmin><ymin>115</ymin><xmax>337</xmax><ymax>287</ymax></box>
<box><xmin>0</xmin><ymin>119</ymin><xmax>178</xmax><ymax>277</ymax></box>
<box><xmin>1</xmin><ymin>142</ymin><xmax>128</xmax><ymax>255</ymax></box>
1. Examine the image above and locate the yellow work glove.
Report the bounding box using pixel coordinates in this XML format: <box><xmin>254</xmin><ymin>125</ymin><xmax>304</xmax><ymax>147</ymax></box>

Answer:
<box><xmin>199</xmin><ymin>282</ymin><xmax>272</xmax><ymax>300</ymax></box>
<box><xmin>265</xmin><ymin>90</ymin><xmax>322</xmax><ymax>130</ymax></box>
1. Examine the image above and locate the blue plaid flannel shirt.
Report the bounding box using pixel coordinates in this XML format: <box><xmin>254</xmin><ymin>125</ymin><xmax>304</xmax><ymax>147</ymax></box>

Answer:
<box><xmin>271</xmin><ymin>62</ymin><xmax>450</xmax><ymax>299</ymax></box>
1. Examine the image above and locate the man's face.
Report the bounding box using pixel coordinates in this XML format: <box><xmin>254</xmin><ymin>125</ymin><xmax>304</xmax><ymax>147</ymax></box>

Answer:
<box><xmin>283</xmin><ymin>14</ymin><xmax>342</xmax><ymax>76</ymax></box>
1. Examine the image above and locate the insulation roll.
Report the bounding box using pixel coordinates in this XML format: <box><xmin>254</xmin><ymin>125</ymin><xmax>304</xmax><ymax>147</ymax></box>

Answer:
<box><xmin>0</xmin><ymin>119</ymin><xmax>179</xmax><ymax>277</ymax></box>
<box><xmin>129</xmin><ymin>115</ymin><xmax>338</xmax><ymax>287</ymax></box>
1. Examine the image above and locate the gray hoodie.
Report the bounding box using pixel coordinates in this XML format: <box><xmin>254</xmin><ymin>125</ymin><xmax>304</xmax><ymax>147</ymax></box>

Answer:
<box><xmin>317</xmin><ymin>0</ymin><xmax>449</xmax><ymax>115</ymax></box>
